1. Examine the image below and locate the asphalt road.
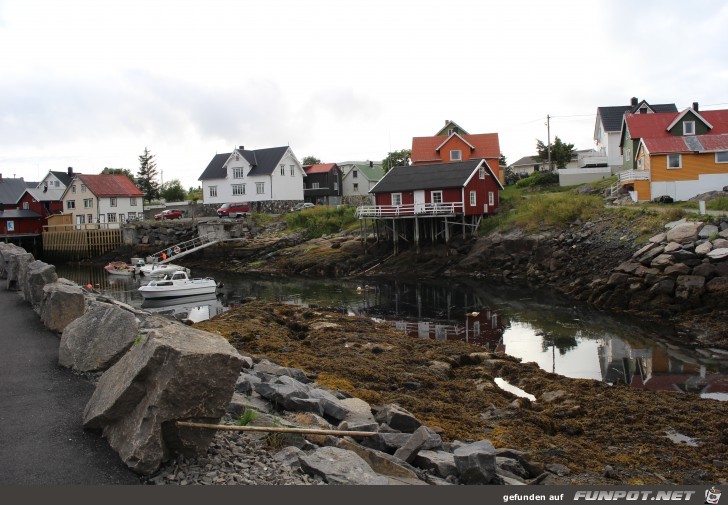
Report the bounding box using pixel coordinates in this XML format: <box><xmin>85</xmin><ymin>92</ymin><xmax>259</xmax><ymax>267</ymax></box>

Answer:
<box><xmin>0</xmin><ymin>288</ymin><xmax>140</xmax><ymax>484</ymax></box>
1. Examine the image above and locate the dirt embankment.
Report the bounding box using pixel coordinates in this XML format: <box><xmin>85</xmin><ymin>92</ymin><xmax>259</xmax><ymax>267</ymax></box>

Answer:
<box><xmin>195</xmin><ymin>301</ymin><xmax>728</xmax><ymax>485</ymax></box>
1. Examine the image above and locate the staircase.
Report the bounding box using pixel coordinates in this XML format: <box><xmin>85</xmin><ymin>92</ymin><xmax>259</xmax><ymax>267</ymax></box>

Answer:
<box><xmin>147</xmin><ymin>233</ymin><xmax>220</xmax><ymax>264</ymax></box>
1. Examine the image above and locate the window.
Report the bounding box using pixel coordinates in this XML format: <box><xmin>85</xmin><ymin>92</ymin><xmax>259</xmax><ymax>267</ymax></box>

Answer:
<box><xmin>209</xmin><ymin>186</ymin><xmax>217</xmax><ymax>197</ymax></box>
<box><xmin>256</xmin><ymin>182</ymin><xmax>265</xmax><ymax>194</ymax></box>
<box><xmin>233</xmin><ymin>168</ymin><xmax>244</xmax><ymax>179</ymax></box>
<box><xmin>312</xmin><ymin>182</ymin><xmax>320</xmax><ymax>189</ymax></box>
<box><xmin>683</xmin><ymin>121</ymin><xmax>695</xmax><ymax>135</ymax></box>
<box><xmin>334</xmin><ymin>181</ymin><xmax>338</xmax><ymax>191</ymax></box>
<box><xmin>81</xmin><ymin>184</ymin><xmax>86</xmax><ymax>193</ymax></box>
<box><xmin>667</xmin><ymin>154</ymin><xmax>682</xmax><ymax>169</ymax></box>
<box><xmin>77</xmin><ymin>215</ymin><xmax>85</xmax><ymax>224</ymax></box>
<box><xmin>22</xmin><ymin>201</ymin><xmax>29</xmax><ymax>210</ymax></box>
<box><xmin>638</xmin><ymin>158</ymin><xmax>644</xmax><ymax>169</ymax></box>
<box><xmin>469</xmin><ymin>191</ymin><xmax>476</xmax><ymax>206</ymax></box>
<box><xmin>130</xmin><ymin>197</ymin><xmax>137</xmax><ymax>206</ymax></box>
<box><xmin>488</xmin><ymin>192</ymin><xmax>495</xmax><ymax>206</ymax></box>
<box><xmin>639</xmin><ymin>107</ymin><xmax>648</xmax><ymax>114</ymax></box>
<box><xmin>87</xmin><ymin>214</ymin><xmax>93</xmax><ymax>224</ymax></box>
<box><xmin>353</xmin><ymin>183</ymin><xmax>359</xmax><ymax>192</ymax></box>
<box><xmin>290</xmin><ymin>165</ymin><xmax>295</xmax><ymax>176</ymax></box>
<box><xmin>431</xmin><ymin>191</ymin><xmax>443</xmax><ymax>204</ymax></box>
<box><xmin>352</xmin><ymin>170</ymin><xmax>358</xmax><ymax>178</ymax></box>
<box><xmin>625</xmin><ymin>149</ymin><xmax>631</xmax><ymax>161</ymax></box>
<box><xmin>716</xmin><ymin>151</ymin><xmax>728</xmax><ymax>163</ymax></box>
<box><xmin>84</xmin><ymin>198</ymin><xmax>93</xmax><ymax>208</ymax></box>
<box><xmin>280</xmin><ymin>165</ymin><xmax>285</xmax><ymax>176</ymax></box>
<box><xmin>450</xmin><ymin>150</ymin><xmax>462</xmax><ymax>161</ymax></box>
<box><xmin>107</xmin><ymin>213</ymin><xmax>117</xmax><ymax>223</ymax></box>
<box><xmin>67</xmin><ymin>200</ymin><xmax>75</xmax><ymax>209</ymax></box>
<box><xmin>54</xmin><ymin>181</ymin><xmax>60</xmax><ymax>187</ymax></box>
<box><xmin>72</xmin><ymin>185</ymin><xmax>76</xmax><ymax>193</ymax></box>
<box><xmin>473</xmin><ymin>321</ymin><xmax>480</xmax><ymax>337</ymax></box>
<box><xmin>110</xmin><ymin>197</ymin><xmax>117</xmax><ymax>207</ymax></box>
<box><xmin>391</xmin><ymin>193</ymin><xmax>402</xmax><ymax>206</ymax></box>
<box><xmin>128</xmin><ymin>212</ymin><xmax>136</xmax><ymax>220</ymax></box>
<box><xmin>479</xmin><ymin>167</ymin><xmax>486</xmax><ymax>179</ymax></box>
<box><xmin>232</xmin><ymin>184</ymin><xmax>245</xmax><ymax>196</ymax></box>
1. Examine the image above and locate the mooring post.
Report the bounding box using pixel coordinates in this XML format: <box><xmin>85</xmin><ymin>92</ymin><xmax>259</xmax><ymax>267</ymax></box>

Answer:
<box><xmin>414</xmin><ymin>216</ymin><xmax>420</xmax><ymax>254</ymax></box>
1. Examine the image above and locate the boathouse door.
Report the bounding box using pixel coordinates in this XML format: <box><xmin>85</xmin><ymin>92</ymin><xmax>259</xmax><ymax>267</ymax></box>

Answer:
<box><xmin>414</xmin><ymin>190</ymin><xmax>425</xmax><ymax>214</ymax></box>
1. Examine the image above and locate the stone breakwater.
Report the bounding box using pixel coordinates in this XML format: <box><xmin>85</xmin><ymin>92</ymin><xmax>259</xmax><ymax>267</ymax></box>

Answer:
<box><xmin>456</xmin><ymin>217</ymin><xmax>728</xmax><ymax>348</ymax></box>
<box><xmin>0</xmin><ymin>242</ymin><xmax>561</xmax><ymax>486</ymax></box>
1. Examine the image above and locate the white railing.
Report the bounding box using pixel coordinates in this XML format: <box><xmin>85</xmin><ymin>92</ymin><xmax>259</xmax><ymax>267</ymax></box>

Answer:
<box><xmin>578</xmin><ymin>154</ymin><xmax>608</xmax><ymax>167</ymax></box>
<box><xmin>618</xmin><ymin>170</ymin><xmax>650</xmax><ymax>183</ymax></box>
<box><xmin>148</xmin><ymin>233</ymin><xmax>219</xmax><ymax>264</ymax></box>
<box><xmin>356</xmin><ymin>202</ymin><xmax>464</xmax><ymax>217</ymax></box>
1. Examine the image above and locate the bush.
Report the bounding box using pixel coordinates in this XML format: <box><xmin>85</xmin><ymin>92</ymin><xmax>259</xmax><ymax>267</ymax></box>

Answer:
<box><xmin>708</xmin><ymin>197</ymin><xmax>728</xmax><ymax>211</ymax></box>
<box><xmin>284</xmin><ymin>205</ymin><xmax>357</xmax><ymax>238</ymax></box>
<box><xmin>515</xmin><ymin>171</ymin><xmax>559</xmax><ymax>188</ymax></box>
<box><xmin>653</xmin><ymin>195</ymin><xmax>674</xmax><ymax>204</ymax></box>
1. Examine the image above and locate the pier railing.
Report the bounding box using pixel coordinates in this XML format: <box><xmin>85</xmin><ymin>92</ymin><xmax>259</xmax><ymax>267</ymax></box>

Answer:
<box><xmin>356</xmin><ymin>202</ymin><xmax>464</xmax><ymax>218</ymax></box>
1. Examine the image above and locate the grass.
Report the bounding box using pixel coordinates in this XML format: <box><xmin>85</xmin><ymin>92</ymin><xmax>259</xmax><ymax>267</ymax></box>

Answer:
<box><xmin>237</xmin><ymin>408</ymin><xmax>257</xmax><ymax>426</ymax></box>
<box><xmin>708</xmin><ymin>197</ymin><xmax>728</xmax><ymax>211</ymax></box>
<box><xmin>284</xmin><ymin>205</ymin><xmax>358</xmax><ymax>238</ymax></box>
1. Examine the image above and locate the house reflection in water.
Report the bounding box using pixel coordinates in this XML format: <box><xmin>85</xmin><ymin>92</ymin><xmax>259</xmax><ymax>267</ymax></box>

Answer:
<box><xmin>598</xmin><ymin>338</ymin><xmax>728</xmax><ymax>400</ymax></box>
<box><xmin>382</xmin><ymin>308</ymin><xmax>506</xmax><ymax>352</ymax></box>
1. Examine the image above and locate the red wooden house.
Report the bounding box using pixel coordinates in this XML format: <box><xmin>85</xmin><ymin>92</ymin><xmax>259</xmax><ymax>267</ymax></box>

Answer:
<box><xmin>357</xmin><ymin>159</ymin><xmax>503</xmax><ymax>252</ymax></box>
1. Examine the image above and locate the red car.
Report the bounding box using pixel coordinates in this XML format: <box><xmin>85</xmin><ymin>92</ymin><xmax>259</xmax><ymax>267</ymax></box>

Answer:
<box><xmin>154</xmin><ymin>209</ymin><xmax>183</xmax><ymax>220</ymax></box>
<box><xmin>217</xmin><ymin>202</ymin><xmax>251</xmax><ymax>218</ymax></box>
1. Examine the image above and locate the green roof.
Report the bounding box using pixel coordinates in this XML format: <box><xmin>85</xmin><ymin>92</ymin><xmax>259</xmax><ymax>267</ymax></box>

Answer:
<box><xmin>340</xmin><ymin>161</ymin><xmax>385</xmax><ymax>181</ymax></box>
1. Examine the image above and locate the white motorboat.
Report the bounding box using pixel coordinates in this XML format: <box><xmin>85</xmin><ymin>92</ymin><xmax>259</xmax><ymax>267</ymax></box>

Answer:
<box><xmin>139</xmin><ymin>262</ymin><xmax>190</xmax><ymax>278</ymax></box>
<box><xmin>138</xmin><ymin>270</ymin><xmax>217</xmax><ymax>299</ymax></box>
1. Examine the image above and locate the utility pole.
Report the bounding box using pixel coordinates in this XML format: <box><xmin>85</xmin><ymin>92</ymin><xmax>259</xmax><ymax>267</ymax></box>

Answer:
<box><xmin>546</xmin><ymin>114</ymin><xmax>553</xmax><ymax>171</ymax></box>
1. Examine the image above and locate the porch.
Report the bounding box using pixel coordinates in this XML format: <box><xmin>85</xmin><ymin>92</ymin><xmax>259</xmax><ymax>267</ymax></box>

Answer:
<box><xmin>356</xmin><ymin>202</ymin><xmax>464</xmax><ymax>218</ymax></box>
<box><xmin>617</xmin><ymin>169</ymin><xmax>650</xmax><ymax>183</ymax></box>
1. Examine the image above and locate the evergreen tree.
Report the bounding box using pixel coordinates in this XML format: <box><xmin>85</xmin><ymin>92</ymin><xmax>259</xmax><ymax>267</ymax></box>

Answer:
<box><xmin>536</xmin><ymin>137</ymin><xmax>576</xmax><ymax>170</ymax></box>
<box><xmin>136</xmin><ymin>147</ymin><xmax>160</xmax><ymax>203</ymax></box>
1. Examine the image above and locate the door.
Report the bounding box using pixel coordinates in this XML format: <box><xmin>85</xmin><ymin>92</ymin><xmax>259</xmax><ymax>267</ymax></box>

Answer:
<box><xmin>414</xmin><ymin>190</ymin><xmax>426</xmax><ymax>214</ymax></box>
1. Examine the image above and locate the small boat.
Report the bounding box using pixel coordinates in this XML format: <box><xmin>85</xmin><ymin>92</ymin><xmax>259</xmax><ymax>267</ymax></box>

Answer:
<box><xmin>104</xmin><ymin>261</ymin><xmax>137</xmax><ymax>276</ymax></box>
<box><xmin>139</xmin><ymin>262</ymin><xmax>190</xmax><ymax>278</ymax></box>
<box><xmin>138</xmin><ymin>270</ymin><xmax>217</xmax><ymax>299</ymax></box>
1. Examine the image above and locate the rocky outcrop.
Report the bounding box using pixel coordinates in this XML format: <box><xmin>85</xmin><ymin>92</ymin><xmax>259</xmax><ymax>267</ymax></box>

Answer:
<box><xmin>40</xmin><ymin>280</ymin><xmax>86</xmax><ymax>333</ymax></box>
<box><xmin>0</xmin><ymin>243</ymin><xmax>26</xmax><ymax>279</ymax></box>
<box><xmin>22</xmin><ymin>260</ymin><xmax>58</xmax><ymax>313</ymax></box>
<box><xmin>83</xmin><ymin>322</ymin><xmax>244</xmax><ymax>475</ymax></box>
<box><xmin>6</xmin><ymin>252</ymin><xmax>34</xmax><ymax>290</ymax></box>
<box><xmin>58</xmin><ymin>303</ymin><xmax>140</xmax><ymax>372</ymax></box>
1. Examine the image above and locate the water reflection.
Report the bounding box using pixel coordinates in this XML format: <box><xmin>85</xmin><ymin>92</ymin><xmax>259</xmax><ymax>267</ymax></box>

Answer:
<box><xmin>54</xmin><ymin>264</ymin><xmax>727</xmax><ymax>399</ymax></box>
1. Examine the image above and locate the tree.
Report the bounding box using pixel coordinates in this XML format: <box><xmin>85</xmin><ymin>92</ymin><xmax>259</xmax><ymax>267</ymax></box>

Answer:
<box><xmin>187</xmin><ymin>186</ymin><xmax>202</xmax><ymax>201</ymax></box>
<box><xmin>100</xmin><ymin>167</ymin><xmax>135</xmax><ymax>183</ymax></box>
<box><xmin>136</xmin><ymin>147</ymin><xmax>160</xmax><ymax>203</ymax></box>
<box><xmin>536</xmin><ymin>136</ymin><xmax>575</xmax><ymax>170</ymax></box>
<box><xmin>382</xmin><ymin>149</ymin><xmax>411</xmax><ymax>172</ymax></box>
<box><xmin>499</xmin><ymin>153</ymin><xmax>507</xmax><ymax>166</ymax></box>
<box><xmin>302</xmin><ymin>156</ymin><xmax>321</xmax><ymax>165</ymax></box>
<box><xmin>160</xmin><ymin>179</ymin><xmax>186</xmax><ymax>202</ymax></box>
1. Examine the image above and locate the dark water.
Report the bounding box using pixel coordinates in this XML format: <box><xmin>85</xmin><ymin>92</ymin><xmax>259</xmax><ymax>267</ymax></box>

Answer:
<box><xmin>55</xmin><ymin>264</ymin><xmax>728</xmax><ymax>400</ymax></box>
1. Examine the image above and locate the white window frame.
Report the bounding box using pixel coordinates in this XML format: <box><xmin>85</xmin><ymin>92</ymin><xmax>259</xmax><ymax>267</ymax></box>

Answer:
<box><xmin>209</xmin><ymin>186</ymin><xmax>217</xmax><ymax>197</ymax></box>
<box><xmin>233</xmin><ymin>168</ymin><xmax>245</xmax><ymax>179</ymax></box>
<box><xmin>84</xmin><ymin>198</ymin><xmax>93</xmax><ymax>208</ymax></box>
<box><xmin>256</xmin><ymin>182</ymin><xmax>265</xmax><ymax>194</ymax></box>
<box><xmin>715</xmin><ymin>151</ymin><xmax>728</xmax><ymax>163</ymax></box>
<box><xmin>488</xmin><ymin>192</ymin><xmax>494</xmax><ymax>206</ymax></box>
<box><xmin>110</xmin><ymin>197</ymin><xmax>117</xmax><ymax>207</ymax></box>
<box><xmin>232</xmin><ymin>184</ymin><xmax>245</xmax><ymax>196</ymax></box>
<box><xmin>469</xmin><ymin>191</ymin><xmax>476</xmax><ymax>206</ymax></box>
<box><xmin>72</xmin><ymin>185</ymin><xmax>76</xmax><ymax>193</ymax></box>
<box><xmin>667</xmin><ymin>154</ymin><xmax>682</xmax><ymax>169</ymax></box>
<box><xmin>67</xmin><ymin>200</ymin><xmax>75</xmax><ymax>209</ymax></box>
<box><xmin>107</xmin><ymin>213</ymin><xmax>117</xmax><ymax>223</ymax></box>
<box><xmin>280</xmin><ymin>165</ymin><xmax>285</xmax><ymax>176</ymax></box>
<box><xmin>625</xmin><ymin>148</ymin><xmax>631</xmax><ymax>161</ymax></box>
<box><xmin>352</xmin><ymin>170</ymin><xmax>358</xmax><ymax>178</ymax></box>
<box><xmin>22</xmin><ymin>201</ymin><xmax>29</xmax><ymax>210</ymax></box>
<box><xmin>431</xmin><ymin>190</ymin><xmax>443</xmax><ymax>204</ymax></box>
<box><xmin>87</xmin><ymin>214</ymin><xmax>93</xmax><ymax>224</ymax></box>
<box><xmin>353</xmin><ymin>183</ymin><xmax>359</xmax><ymax>192</ymax></box>
<box><xmin>334</xmin><ymin>181</ymin><xmax>338</xmax><ymax>191</ymax></box>
<box><xmin>479</xmin><ymin>167</ymin><xmax>486</xmax><ymax>179</ymax></box>
<box><xmin>450</xmin><ymin>150</ymin><xmax>462</xmax><ymax>161</ymax></box>
<box><xmin>312</xmin><ymin>182</ymin><xmax>320</xmax><ymax>189</ymax></box>
<box><xmin>290</xmin><ymin>165</ymin><xmax>295</xmax><ymax>176</ymax></box>
<box><xmin>130</xmin><ymin>197</ymin><xmax>137</xmax><ymax>206</ymax></box>
<box><xmin>391</xmin><ymin>193</ymin><xmax>402</xmax><ymax>206</ymax></box>
<box><xmin>81</xmin><ymin>184</ymin><xmax>86</xmax><ymax>193</ymax></box>
<box><xmin>683</xmin><ymin>121</ymin><xmax>695</xmax><ymax>136</ymax></box>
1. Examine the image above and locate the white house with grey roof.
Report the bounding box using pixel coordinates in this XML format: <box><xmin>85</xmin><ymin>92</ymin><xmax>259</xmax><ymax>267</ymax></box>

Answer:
<box><xmin>198</xmin><ymin>145</ymin><xmax>305</xmax><ymax>207</ymax></box>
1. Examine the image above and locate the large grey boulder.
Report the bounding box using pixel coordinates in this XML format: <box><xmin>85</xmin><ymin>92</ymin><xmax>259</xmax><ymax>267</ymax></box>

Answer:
<box><xmin>40</xmin><ymin>280</ymin><xmax>86</xmax><ymax>333</ymax></box>
<box><xmin>83</xmin><ymin>323</ymin><xmax>244</xmax><ymax>475</ymax></box>
<box><xmin>666</xmin><ymin>222</ymin><xmax>702</xmax><ymax>244</ymax></box>
<box><xmin>337</xmin><ymin>397</ymin><xmax>378</xmax><ymax>432</ymax></box>
<box><xmin>59</xmin><ymin>304</ymin><xmax>140</xmax><ymax>372</ymax></box>
<box><xmin>453</xmin><ymin>440</ymin><xmax>500</xmax><ymax>484</ymax></box>
<box><xmin>253</xmin><ymin>360</ymin><xmax>312</xmax><ymax>383</ymax></box>
<box><xmin>253</xmin><ymin>375</ymin><xmax>350</xmax><ymax>422</ymax></box>
<box><xmin>6</xmin><ymin>252</ymin><xmax>34</xmax><ymax>290</ymax></box>
<box><xmin>393</xmin><ymin>426</ymin><xmax>432</xmax><ymax>463</ymax></box>
<box><xmin>22</xmin><ymin>261</ymin><xmax>58</xmax><ymax>312</ymax></box>
<box><xmin>0</xmin><ymin>243</ymin><xmax>26</xmax><ymax>279</ymax></box>
<box><xmin>699</xmin><ymin>224</ymin><xmax>719</xmax><ymax>239</ymax></box>
<box><xmin>413</xmin><ymin>450</ymin><xmax>458</xmax><ymax>479</ymax></box>
<box><xmin>708</xmin><ymin>248</ymin><xmax>728</xmax><ymax>260</ymax></box>
<box><xmin>336</xmin><ymin>438</ymin><xmax>423</xmax><ymax>482</ymax></box>
<box><xmin>374</xmin><ymin>404</ymin><xmax>423</xmax><ymax>433</ymax></box>
<box><xmin>298</xmin><ymin>446</ymin><xmax>389</xmax><ymax>485</ymax></box>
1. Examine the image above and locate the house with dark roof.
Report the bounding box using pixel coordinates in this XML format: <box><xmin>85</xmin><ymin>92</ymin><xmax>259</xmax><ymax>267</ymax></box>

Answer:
<box><xmin>60</xmin><ymin>174</ymin><xmax>144</xmax><ymax>228</ymax></box>
<box><xmin>302</xmin><ymin>163</ymin><xmax>342</xmax><ymax>205</ymax></box>
<box><xmin>0</xmin><ymin>176</ymin><xmax>30</xmax><ymax>210</ymax></box>
<box><xmin>198</xmin><ymin>145</ymin><xmax>304</xmax><ymax>207</ymax></box>
<box><xmin>339</xmin><ymin>161</ymin><xmax>385</xmax><ymax>205</ymax></box>
<box><xmin>0</xmin><ymin>208</ymin><xmax>43</xmax><ymax>238</ymax></box>
<box><xmin>620</xmin><ymin>105</ymin><xmax>728</xmax><ymax>201</ymax></box>
<box><xmin>594</xmin><ymin>97</ymin><xmax>677</xmax><ymax>173</ymax></box>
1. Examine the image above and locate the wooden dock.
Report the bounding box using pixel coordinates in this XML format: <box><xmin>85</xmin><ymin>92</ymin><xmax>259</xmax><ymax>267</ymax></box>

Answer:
<box><xmin>42</xmin><ymin>224</ymin><xmax>123</xmax><ymax>260</ymax></box>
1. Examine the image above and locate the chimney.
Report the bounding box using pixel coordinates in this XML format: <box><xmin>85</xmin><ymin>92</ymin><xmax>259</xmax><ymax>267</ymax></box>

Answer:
<box><xmin>369</xmin><ymin>161</ymin><xmax>373</xmax><ymax>168</ymax></box>
<box><xmin>630</xmin><ymin>97</ymin><xmax>638</xmax><ymax>109</ymax></box>
<box><xmin>692</xmin><ymin>102</ymin><xmax>699</xmax><ymax>112</ymax></box>
<box><xmin>444</xmin><ymin>119</ymin><xmax>449</xmax><ymax>125</ymax></box>
<box><xmin>67</xmin><ymin>166</ymin><xmax>73</xmax><ymax>176</ymax></box>
<box><xmin>239</xmin><ymin>145</ymin><xmax>244</xmax><ymax>151</ymax></box>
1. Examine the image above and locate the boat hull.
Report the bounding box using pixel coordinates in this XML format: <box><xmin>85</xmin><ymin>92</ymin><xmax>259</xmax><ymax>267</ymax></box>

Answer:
<box><xmin>138</xmin><ymin>281</ymin><xmax>217</xmax><ymax>299</ymax></box>
<box><xmin>140</xmin><ymin>264</ymin><xmax>188</xmax><ymax>277</ymax></box>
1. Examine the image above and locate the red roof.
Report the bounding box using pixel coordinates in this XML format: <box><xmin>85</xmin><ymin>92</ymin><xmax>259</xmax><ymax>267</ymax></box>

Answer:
<box><xmin>411</xmin><ymin>132</ymin><xmax>500</xmax><ymax>164</ymax></box>
<box><xmin>76</xmin><ymin>174</ymin><xmax>144</xmax><ymax>197</ymax></box>
<box><xmin>700</xmin><ymin>109</ymin><xmax>728</xmax><ymax>134</ymax></box>
<box><xmin>624</xmin><ymin>112</ymin><xmax>675</xmax><ymax>139</ymax></box>
<box><xmin>304</xmin><ymin>163</ymin><xmax>337</xmax><ymax>174</ymax></box>
<box><xmin>642</xmin><ymin>134</ymin><xmax>728</xmax><ymax>154</ymax></box>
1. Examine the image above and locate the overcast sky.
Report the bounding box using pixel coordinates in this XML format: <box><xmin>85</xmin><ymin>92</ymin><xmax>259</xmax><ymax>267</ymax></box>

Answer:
<box><xmin>1</xmin><ymin>0</ymin><xmax>727</xmax><ymax>189</ymax></box>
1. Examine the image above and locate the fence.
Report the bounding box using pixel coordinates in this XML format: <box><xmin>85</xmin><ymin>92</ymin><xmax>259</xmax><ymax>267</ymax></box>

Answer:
<box><xmin>42</xmin><ymin>224</ymin><xmax>123</xmax><ymax>260</ymax></box>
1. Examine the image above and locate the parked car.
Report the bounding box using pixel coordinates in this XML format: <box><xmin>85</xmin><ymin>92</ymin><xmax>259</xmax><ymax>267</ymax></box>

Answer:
<box><xmin>292</xmin><ymin>202</ymin><xmax>315</xmax><ymax>212</ymax></box>
<box><xmin>154</xmin><ymin>209</ymin><xmax>183</xmax><ymax>220</ymax></box>
<box><xmin>217</xmin><ymin>202</ymin><xmax>251</xmax><ymax>218</ymax></box>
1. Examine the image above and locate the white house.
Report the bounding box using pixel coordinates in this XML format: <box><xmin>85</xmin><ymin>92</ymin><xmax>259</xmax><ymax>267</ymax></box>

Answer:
<box><xmin>198</xmin><ymin>145</ymin><xmax>305</xmax><ymax>206</ymax></box>
<box><xmin>338</xmin><ymin>161</ymin><xmax>385</xmax><ymax>205</ymax></box>
<box><xmin>60</xmin><ymin>174</ymin><xmax>144</xmax><ymax>228</ymax></box>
